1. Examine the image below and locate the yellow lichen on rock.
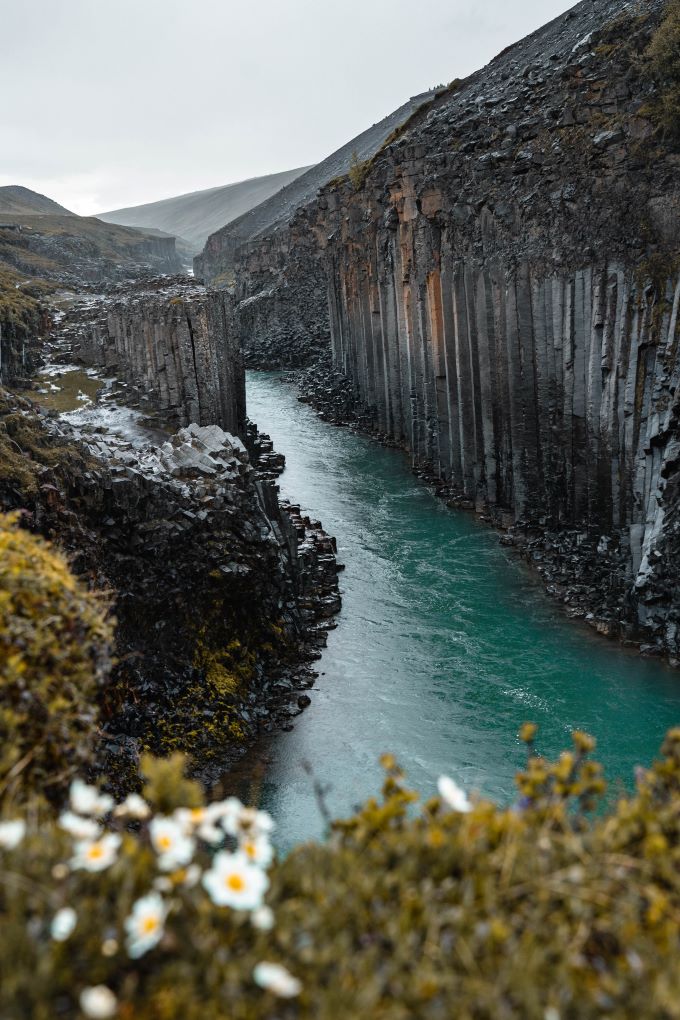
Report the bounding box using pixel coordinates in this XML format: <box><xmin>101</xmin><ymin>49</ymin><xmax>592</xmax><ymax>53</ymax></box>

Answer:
<box><xmin>0</xmin><ymin>513</ymin><xmax>113</xmax><ymax>801</ymax></box>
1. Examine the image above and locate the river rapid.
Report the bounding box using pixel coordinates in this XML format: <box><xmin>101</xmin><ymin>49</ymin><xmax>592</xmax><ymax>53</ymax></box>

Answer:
<box><xmin>244</xmin><ymin>371</ymin><xmax>680</xmax><ymax>849</ymax></box>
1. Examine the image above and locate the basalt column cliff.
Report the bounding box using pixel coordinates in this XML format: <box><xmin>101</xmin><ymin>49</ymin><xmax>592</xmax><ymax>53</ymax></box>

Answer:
<box><xmin>74</xmin><ymin>280</ymin><xmax>245</xmax><ymax>433</ymax></box>
<box><xmin>214</xmin><ymin>0</ymin><xmax>680</xmax><ymax>658</ymax></box>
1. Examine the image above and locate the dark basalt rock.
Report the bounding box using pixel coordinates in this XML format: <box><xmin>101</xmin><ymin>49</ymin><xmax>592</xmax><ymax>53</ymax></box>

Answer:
<box><xmin>0</xmin><ymin>278</ymin><xmax>342</xmax><ymax>789</ymax></box>
<box><xmin>66</xmin><ymin>277</ymin><xmax>245</xmax><ymax>435</ymax></box>
<box><xmin>221</xmin><ymin>0</ymin><xmax>680</xmax><ymax>661</ymax></box>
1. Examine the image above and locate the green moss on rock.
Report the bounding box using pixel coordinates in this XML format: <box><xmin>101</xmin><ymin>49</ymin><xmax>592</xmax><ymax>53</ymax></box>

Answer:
<box><xmin>0</xmin><ymin>390</ymin><xmax>97</xmax><ymax>504</ymax></box>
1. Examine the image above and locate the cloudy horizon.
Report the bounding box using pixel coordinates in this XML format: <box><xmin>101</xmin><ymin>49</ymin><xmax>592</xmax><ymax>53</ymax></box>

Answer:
<box><xmin>1</xmin><ymin>0</ymin><xmax>575</xmax><ymax>216</ymax></box>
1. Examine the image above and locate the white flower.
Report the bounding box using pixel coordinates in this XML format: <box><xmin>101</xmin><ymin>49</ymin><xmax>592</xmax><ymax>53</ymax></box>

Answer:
<box><xmin>79</xmin><ymin>985</ymin><xmax>117</xmax><ymax>1018</ymax></box>
<box><xmin>202</xmin><ymin>851</ymin><xmax>269</xmax><ymax>910</ymax></box>
<box><xmin>69</xmin><ymin>779</ymin><xmax>114</xmax><ymax>818</ymax></box>
<box><xmin>113</xmin><ymin>793</ymin><xmax>150</xmax><ymax>820</ymax></box>
<box><xmin>174</xmin><ymin>807</ymin><xmax>224</xmax><ymax>845</ymax></box>
<box><xmin>437</xmin><ymin>775</ymin><xmax>472</xmax><ymax>813</ymax></box>
<box><xmin>253</xmin><ymin>961</ymin><xmax>302</xmax><ymax>998</ymax></box>
<box><xmin>251</xmin><ymin>905</ymin><xmax>275</xmax><ymax>931</ymax></box>
<box><xmin>149</xmin><ymin>816</ymin><xmax>195</xmax><ymax>871</ymax></box>
<box><xmin>239</xmin><ymin>834</ymin><xmax>274</xmax><ymax>869</ymax></box>
<box><xmin>59</xmin><ymin>811</ymin><xmax>101</xmax><ymax>840</ymax></box>
<box><xmin>51</xmin><ymin>906</ymin><xmax>77</xmax><ymax>941</ymax></box>
<box><xmin>222</xmin><ymin>805</ymin><xmax>275</xmax><ymax>840</ymax></box>
<box><xmin>0</xmin><ymin>819</ymin><xmax>25</xmax><ymax>849</ymax></box>
<box><xmin>209</xmin><ymin>796</ymin><xmax>243</xmax><ymax>829</ymax></box>
<box><xmin>70</xmin><ymin>833</ymin><xmax>121</xmax><ymax>872</ymax></box>
<box><xmin>198</xmin><ymin>821</ymin><xmax>225</xmax><ymax>844</ymax></box>
<box><xmin>124</xmin><ymin>891</ymin><xmax>167</xmax><ymax>959</ymax></box>
<box><xmin>173</xmin><ymin>806</ymin><xmax>207</xmax><ymax>832</ymax></box>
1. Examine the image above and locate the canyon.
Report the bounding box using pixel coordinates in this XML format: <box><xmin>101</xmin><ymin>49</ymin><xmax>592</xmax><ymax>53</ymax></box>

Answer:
<box><xmin>197</xmin><ymin>0</ymin><xmax>680</xmax><ymax>663</ymax></box>
<box><xmin>2</xmin><ymin>0</ymin><xmax>680</xmax><ymax>799</ymax></box>
<box><xmin>5</xmin><ymin>3</ymin><xmax>680</xmax><ymax>1014</ymax></box>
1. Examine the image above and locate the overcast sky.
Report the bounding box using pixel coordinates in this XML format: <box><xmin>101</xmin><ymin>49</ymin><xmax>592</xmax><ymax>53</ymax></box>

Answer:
<box><xmin>0</xmin><ymin>0</ymin><xmax>574</xmax><ymax>215</ymax></box>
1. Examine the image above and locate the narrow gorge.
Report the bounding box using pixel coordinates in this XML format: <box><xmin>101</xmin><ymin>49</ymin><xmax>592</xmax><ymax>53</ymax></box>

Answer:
<box><xmin>200</xmin><ymin>0</ymin><xmax>680</xmax><ymax>664</ymax></box>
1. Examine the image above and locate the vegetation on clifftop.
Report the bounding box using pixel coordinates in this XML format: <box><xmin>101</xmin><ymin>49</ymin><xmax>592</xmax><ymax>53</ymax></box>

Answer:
<box><xmin>0</xmin><ymin>267</ymin><xmax>56</xmax><ymax>385</ymax></box>
<box><xmin>0</xmin><ymin>390</ymin><xmax>97</xmax><ymax>503</ymax></box>
<box><xmin>0</xmin><ymin>267</ymin><xmax>53</xmax><ymax>338</ymax></box>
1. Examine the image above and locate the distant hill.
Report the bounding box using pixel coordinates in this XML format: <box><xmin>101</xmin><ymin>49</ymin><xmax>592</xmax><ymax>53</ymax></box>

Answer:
<box><xmin>195</xmin><ymin>91</ymin><xmax>437</xmax><ymax>282</ymax></box>
<box><xmin>0</xmin><ymin>185</ymin><xmax>74</xmax><ymax>218</ymax></box>
<box><xmin>0</xmin><ymin>212</ymin><xmax>183</xmax><ymax>285</ymax></box>
<box><xmin>97</xmin><ymin>167</ymin><xmax>312</xmax><ymax>253</ymax></box>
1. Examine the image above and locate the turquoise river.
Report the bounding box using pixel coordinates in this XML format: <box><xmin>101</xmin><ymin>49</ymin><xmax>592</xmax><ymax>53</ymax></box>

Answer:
<box><xmin>244</xmin><ymin>372</ymin><xmax>680</xmax><ymax>849</ymax></box>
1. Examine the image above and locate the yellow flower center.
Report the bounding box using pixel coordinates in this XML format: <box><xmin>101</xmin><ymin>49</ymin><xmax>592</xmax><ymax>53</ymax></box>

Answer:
<box><xmin>190</xmin><ymin>809</ymin><xmax>204</xmax><ymax>823</ymax></box>
<box><xmin>87</xmin><ymin>844</ymin><xmax>104</xmax><ymax>860</ymax></box>
<box><xmin>226</xmin><ymin>873</ymin><xmax>245</xmax><ymax>892</ymax></box>
<box><xmin>141</xmin><ymin>916</ymin><xmax>159</xmax><ymax>935</ymax></box>
<box><xmin>244</xmin><ymin>842</ymin><xmax>256</xmax><ymax>859</ymax></box>
<box><xmin>158</xmin><ymin>835</ymin><xmax>172</xmax><ymax>851</ymax></box>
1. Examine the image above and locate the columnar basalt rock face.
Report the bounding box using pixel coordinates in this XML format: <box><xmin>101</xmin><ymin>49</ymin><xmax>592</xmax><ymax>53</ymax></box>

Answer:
<box><xmin>232</xmin><ymin>0</ymin><xmax>680</xmax><ymax>657</ymax></box>
<box><xmin>75</xmin><ymin>281</ymin><xmax>245</xmax><ymax>435</ymax></box>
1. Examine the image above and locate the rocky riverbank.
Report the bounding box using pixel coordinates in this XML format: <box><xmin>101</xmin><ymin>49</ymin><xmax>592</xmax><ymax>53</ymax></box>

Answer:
<box><xmin>1</xmin><ymin>281</ymin><xmax>342</xmax><ymax>791</ymax></box>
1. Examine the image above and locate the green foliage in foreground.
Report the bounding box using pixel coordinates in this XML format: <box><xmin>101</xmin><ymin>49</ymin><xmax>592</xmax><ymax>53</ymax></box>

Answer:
<box><xmin>4</xmin><ymin>729</ymin><xmax>680</xmax><ymax>1017</ymax></box>
<box><xmin>0</xmin><ymin>514</ymin><xmax>112</xmax><ymax>802</ymax></box>
<box><xmin>645</xmin><ymin>0</ymin><xmax>680</xmax><ymax>139</ymax></box>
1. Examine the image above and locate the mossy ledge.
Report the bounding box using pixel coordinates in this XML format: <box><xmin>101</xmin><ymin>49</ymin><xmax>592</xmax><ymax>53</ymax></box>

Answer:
<box><xmin>0</xmin><ymin>267</ymin><xmax>54</xmax><ymax>388</ymax></box>
<box><xmin>0</xmin><ymin>513</ymin><xmax>112</xmax><ymax>802</ymax></box>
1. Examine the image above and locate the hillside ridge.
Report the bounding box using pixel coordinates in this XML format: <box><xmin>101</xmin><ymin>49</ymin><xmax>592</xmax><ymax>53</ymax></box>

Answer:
<box><xmin>0</xmin><ymin>185</ymin><xmax>74</xmax><ymax>218</ymax></box>
<box><xmin>98</xmin><ymin>166</ymin><xmax>311</xmax><ymax>251</ymax></box>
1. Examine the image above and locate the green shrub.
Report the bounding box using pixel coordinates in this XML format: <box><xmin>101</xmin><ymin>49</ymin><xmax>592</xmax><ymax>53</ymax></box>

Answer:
<box><xmin>0</xmin><ymin>513</ymin><xmax>112</xmax><ymax>802</ymax></box>
<box><xmin>5</xmin><ymin>729</ymin><xmax>680</xmax><ymax>1016</ymax></box>
<box><xmin>645</xmin><ymin>0</ymin><xmax>680</xmax><ymax>139</ymax></box>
